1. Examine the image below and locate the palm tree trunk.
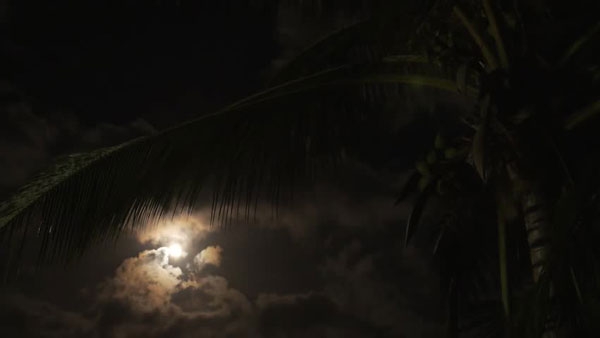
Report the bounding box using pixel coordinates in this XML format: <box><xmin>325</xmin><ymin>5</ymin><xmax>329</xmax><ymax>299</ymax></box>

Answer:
<box><xmin>506</xmin><ymin>158</ymin><xmax>551</xmax><ymax>284</ymax></box>
<box><xmin>521</xmin><ymin>188</ymin><xmax>550</xmax><ymax>284</ymax></box>
<box><xmin>507</xmin><ymin>159</ymin><xmax>557</xmax><ymax>338</ymax></box>
<box><xmin>521</xmin><ymin>187</ymin><xmax>558</xmax><ymax>338</ymax></box>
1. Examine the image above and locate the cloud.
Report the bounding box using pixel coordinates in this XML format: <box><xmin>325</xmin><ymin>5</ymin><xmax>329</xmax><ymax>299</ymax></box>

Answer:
<box><xmin>193</xmin><ymin>245</ymin><xmax>223</xmax><ymax>270</ymax></box>
<box><xmin>81</xmin><ymin>119</ymin><xmax>156</xmax><ymax>146</ymax></box>
<box><xmin>90</xmin><ymin>238</ymin><xmax>398</xmax><ymax>338</ymax></box>
<box><xmin>174</xmin><ymin>276</ymin><xmax>251</xmax><ymax>318</ymax></box>
<box><xmin>0</xmin><ymin>293</ymin><xmax>95</xmax><ymax>338</ymax></box>
<box><xmin>251</xmin><ymin>181</ymin><xmax>408</xmax><ymax>242</ymax></box>
<box><xmin>135</xmin><ymin>213</ymin><xmax>212</xmax><ymax>247</ymax></box>
<box><xmin>255</xmin><ymin>292</ymin><xmax>379</xmax><ymax>338</ymax></box>
<box><xmin>318</xmin><ymin>241</ymin><xmax>442</xmax><ymax>338</ymax></box>
<box><xmin>0</xmin><ymin>101</ymin><xmax>60</xmax><ymax>189</ymax></box>
<box><xmin>0</xmin><ymin>226</ymin><xmax>442</xmax><ymax>338</ymax></box>
<box><xmin>98</xmin><ymin>248</ymin><xmax>183</xmax><ymax>314</ymax></box>
<box><xmin>91</xmin><ymin>243</ymin><xmax>254</xmax><ymax>338</ymax></box>
<box><xmin>0</xmin><ymin>98</ymin><xmax>156</xmax><ymax>194</ymax></box>
<box><xmin>270</xmin><ymin>1</ymin><xmax>364</xmax><ymax>76</ymax></box>
<box><xmin>0</xmin><ymin>155</ymin><xmax>441</xmax><ymax>338</ymax></box>
<box><xmin>96</xmin><ymin>243</ymin><xmax>244</xmax><ymax>320</ymax></box>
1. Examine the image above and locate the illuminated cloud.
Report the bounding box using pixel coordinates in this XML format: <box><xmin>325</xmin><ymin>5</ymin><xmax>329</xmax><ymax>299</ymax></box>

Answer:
<box><xmin>136</xmin><ymin>213</ymin><xmax>212</xmax><ymax>247</ymax></box>
<box><xmin>91</xmin><ymin>243</ymin><xmax>256</xmax><ymax>337</ymax></box>
<box><xmin>98</xmin><ymin>248</ymin><xmax>183</xmax><ymax>313</ymax></box>
<box><xmin>193</xmin><ymin>245</ymin><xmax>223</xmax><ymax>270</ymax></box>
<box><xmin>98</xmin><ymin>244</ymin><xmax>230</xmax><ymax>316</ymax></box>
<box><xmin>175</xmin><ymin>276</ymin><xmax>251</xmax><ymax>318</ymax></box>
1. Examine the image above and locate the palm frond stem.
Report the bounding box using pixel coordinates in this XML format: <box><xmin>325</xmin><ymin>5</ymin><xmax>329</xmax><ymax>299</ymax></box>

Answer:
<box><xmin>453</xmin><ymin>5</ymin><xmax>499</xmax><ymax>72</ymax></box>
<box><xmin>482</xmin><ymin>0</ymin><xmax>510</xmax><ymax>69</ymax></box>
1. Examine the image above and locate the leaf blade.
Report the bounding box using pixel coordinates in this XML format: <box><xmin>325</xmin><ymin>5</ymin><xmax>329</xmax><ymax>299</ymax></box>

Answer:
<box><xmin>405</xmin><ymin>181</ymin><xmax>435</xmax><ymax>247</ymax></box>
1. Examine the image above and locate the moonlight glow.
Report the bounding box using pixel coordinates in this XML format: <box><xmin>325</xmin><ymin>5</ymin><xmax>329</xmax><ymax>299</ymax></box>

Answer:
<box><xmin>167</xmin><ymin>243</ymin><xmax>183</xmax><ymax>258</ymax></box>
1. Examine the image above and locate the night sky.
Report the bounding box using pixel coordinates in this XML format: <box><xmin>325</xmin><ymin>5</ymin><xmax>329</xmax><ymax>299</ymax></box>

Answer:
<box><xmin>0</xmin><ymin>1</ymin><xmax>443</xmax><ymax>337</ymax></box>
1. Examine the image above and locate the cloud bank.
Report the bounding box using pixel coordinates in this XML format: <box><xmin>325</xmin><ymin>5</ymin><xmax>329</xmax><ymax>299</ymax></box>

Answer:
<box><xmin>1</xmin><ymin>161</ymin><xmax>441</xmax><ymax>338</ymax></box>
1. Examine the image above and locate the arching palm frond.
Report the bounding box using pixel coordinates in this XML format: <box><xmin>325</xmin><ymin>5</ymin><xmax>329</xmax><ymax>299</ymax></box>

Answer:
<box><xmin>270</xmin><ymin>0</ymin><xmax>440</xmax><ymax>85</ymax></box>
<box><xmin>0</xmin><ymin>59</ymin><xmax>474</xmax><ymax>262</ymax></box>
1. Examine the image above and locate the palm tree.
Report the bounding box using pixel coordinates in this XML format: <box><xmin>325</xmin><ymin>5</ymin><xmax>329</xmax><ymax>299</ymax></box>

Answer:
<box><xmin>1</xmin><ymin>0</ymin><xmax>599</xmax><ymax>336</ymax></box>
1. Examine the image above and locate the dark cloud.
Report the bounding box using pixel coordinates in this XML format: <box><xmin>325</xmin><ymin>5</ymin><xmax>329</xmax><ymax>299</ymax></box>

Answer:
<box><xmin>270</xmin><ymin>1</ymin><xmax>364</xmax><ymax>75</ymax></box>
<box><xmin>319</xmin><ymin>242</ymin><xmax>442</xmax><ymax>338</ymax></box>
<box><xmin>257</xmin><ymin>292</ymin><xmax>380</xmax><ymax>338</ymax></box>
<box><xmin>250</xmin><ymin>161</ymin><xmax>411</xmax><ymax>242</ymax></box>
<box><xmin>245</xmin><ymin>170</ymin><xmax>442</xmax><ymax>337</ymax></box>
<box><xmin>0</xmin><ymin>0</ymin><xmax>7</xmax><ymax>22</ymax></box>
<box><xmin>0</xmin><ymin>293</ymin><xmax>94</xmax><ymax>338</ymax></box>
<box><xmin>0</xmin><ymin>110</ymin><xmax>155</xmax><ymax>196</ymax></box>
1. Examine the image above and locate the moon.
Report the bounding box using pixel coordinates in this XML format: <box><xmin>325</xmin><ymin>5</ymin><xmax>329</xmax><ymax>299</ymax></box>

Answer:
<box><xmin>167</xmin><ymin>243</ymin><xmax>183</xmax><ymax>258</ymax></box>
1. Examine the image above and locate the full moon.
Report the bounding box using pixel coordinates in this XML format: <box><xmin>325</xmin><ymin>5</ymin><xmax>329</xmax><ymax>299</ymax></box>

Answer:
<box><xmin>167</xmin><ymin>243</ymin><xmax>183</xmax><ymax>258</ymax></box>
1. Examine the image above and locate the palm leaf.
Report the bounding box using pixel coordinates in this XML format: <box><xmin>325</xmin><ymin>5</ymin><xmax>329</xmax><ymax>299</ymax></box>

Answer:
<box><xmin>452</xmin><ymin>5</ymin><xmax>498</xmax><ymax>72</ymax></box>
<box><xmin>482</xmin><ymin>0</ymin><xmax>509</xmax><ymax>69</ymax></box>
<box><xmin>472</xmin><ymin>95</ymin><xmax>491</xmax><ymax>182</ymax></box>
<box><xmin>394</xmin><ymin>170</ymin><xmax>420</xmax><ymax>205</ymax></box>
<box><xmin>404</xmin><ymin>180</ymin><xmax>435</xmax><ymax>247</ymax></box>
<box><xmin>559</xmin><ymin>20</ymin><xmax>600</xmax><ymax>65</ymax></box>
<box><xmin>497</xmin><ymin>204</ymin><xmax>511</xmax><ymax>320</ymax></box>
<box><xmin>0</xmin><ymin>60</ymin><xmax>471</xmax><ymax>260</ymax></box>
<box><xmin>270</xmin><ymin>1</ymin><xmax>469</xmax><ymax>85</ymax></box>
<box><xmin>564</xmin><ymin>99</ymin><xmax>600</xmax><ymax>130</ymax></box>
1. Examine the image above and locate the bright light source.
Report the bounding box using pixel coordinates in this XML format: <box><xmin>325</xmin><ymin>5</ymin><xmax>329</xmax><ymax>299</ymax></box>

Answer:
<box><xmin>167</xmin><ymin>243</ymin><xmax>183</xmax><ymax>258</ymax></box>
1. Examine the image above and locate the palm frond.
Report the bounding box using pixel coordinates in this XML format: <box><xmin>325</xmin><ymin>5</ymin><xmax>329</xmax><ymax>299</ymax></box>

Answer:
<box><xmin>269</xmin><ymin>19</ymin><xmax>372</xmax><ymax>84</ymax></box>
<box><xmin>270</xmin><ymin>1</ymin><xmax>461</xmax><ymax>85</ymax></box>
<box><xmin>564</xmin><ymin>99</ymin><xmax>600</xmax><ymax>130</ymax></box>
<box><xmin>559</xmin><ymin>20</ymin><xmax>600</xmax><ymax>65</ymax></box>
<box><xmin>0</xmin><ymin>59</ymin><xmax>472</xmax><ymax>262</ymax></box>
<box><xmin>452</xmin><ymin>5</ymin><xmax>499</xmax><ymax>72</ymax></box>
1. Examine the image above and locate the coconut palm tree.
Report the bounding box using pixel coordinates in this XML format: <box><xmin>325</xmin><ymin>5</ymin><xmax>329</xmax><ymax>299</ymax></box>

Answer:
<box><xmin>1</xmin><ymin>0</ymin><xmax>599</xmax><ymax>336</ymax></box>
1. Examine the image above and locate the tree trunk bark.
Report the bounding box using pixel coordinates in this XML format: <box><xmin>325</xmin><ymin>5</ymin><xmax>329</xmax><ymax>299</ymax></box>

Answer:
<box><xmin>521</xmin><ymin>187</ymin><xmax>558</xmax><ymax>338</ymax></box>
<box><xmin>521</xmin><ymin>188</ymin><xmax>550</xmax><ymax>284</ymax></box>
<box><xmin>507</xmin><ymin>159</ymin><xmax>557</xmax><ymax>338</ymax></box>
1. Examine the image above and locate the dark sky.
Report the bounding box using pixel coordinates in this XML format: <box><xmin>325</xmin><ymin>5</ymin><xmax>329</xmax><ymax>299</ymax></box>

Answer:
<box><xmin>0</xmin><ymin>1</ymin><xmax>443</xmax><ymax>337</ymax></box>
<box><xmin>2</xmin><ymin>1</ymin><xmax>280</xmax><ymax>125</ymax></box>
